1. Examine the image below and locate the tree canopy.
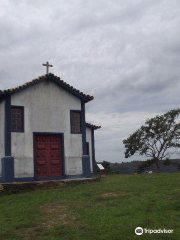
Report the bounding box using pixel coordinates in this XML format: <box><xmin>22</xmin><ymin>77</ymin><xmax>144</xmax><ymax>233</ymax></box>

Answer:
<box><xmin>123</xmin><ymin>109</ymin><xmax>180</xmax><ymax>170</ymax></box>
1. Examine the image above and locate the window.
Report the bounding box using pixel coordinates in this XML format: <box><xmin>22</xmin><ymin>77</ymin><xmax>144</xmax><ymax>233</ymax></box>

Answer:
<box><xmin>71</xmin><ymin>111</ymin><xmax>81</xmax><ymax>134</ymax></box>
<box><xmin>86</xmin><ymin>142</ymin><xmax>90</xmax><ymax>155</ymax></box>
<box><xmin>11</xmin><ymin>106</ymin><xmax>24</xmax><ymax>132</ymax></box>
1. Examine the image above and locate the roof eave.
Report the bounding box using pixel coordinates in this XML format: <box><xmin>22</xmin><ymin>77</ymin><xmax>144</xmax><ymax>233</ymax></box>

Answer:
<box><xmin>83</xmin><ymin>96</ymin><xmax>94</xmax><ymax>103</ymax></box>
<box><xmin>86</xmin><ymin>123</ymin><xmax>101</xmax><ymax>130</ymax></box>
<box><xmin>0</xmin><ymin>74</ymin><xmax>94</xmax><ymax>102</ymax></box>
<box><xmin>49</xmin><ymin>75</ymin><xmax>94</xmax><ymax>103</ymax></box>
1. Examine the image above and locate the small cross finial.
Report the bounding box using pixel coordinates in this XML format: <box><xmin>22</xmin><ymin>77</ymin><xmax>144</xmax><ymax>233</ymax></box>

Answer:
<box><xmin>42</xmin><ymin>61</ymin><xmax>53</xmax><ymax>74</ymax></box>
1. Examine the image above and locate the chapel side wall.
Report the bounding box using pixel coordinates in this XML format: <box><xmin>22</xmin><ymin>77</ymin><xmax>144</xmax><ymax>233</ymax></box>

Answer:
<box><xmin>11</xmin><ymin>81</ymin><xmax>83</xmax><ymax>178</ymax></box>
<box><xmin>0</xmin><ymin>100</ymin><xmax>5</xmax><ymax>177</ymax></box>
<box><xmin>86</xmin><ymin>127</ymin><xmax>93</xmax><ymax>172</ymax></box>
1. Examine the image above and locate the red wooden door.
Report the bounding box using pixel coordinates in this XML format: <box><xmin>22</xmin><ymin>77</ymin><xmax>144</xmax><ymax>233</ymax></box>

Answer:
<box><xmin>35</xmin><ymin>134</ymin><xmax>63</xmax><ymax>179</ymax></box>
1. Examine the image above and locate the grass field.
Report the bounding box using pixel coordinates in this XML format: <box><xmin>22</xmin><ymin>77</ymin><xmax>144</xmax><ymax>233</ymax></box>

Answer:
<box><xmin>0</xmin><ymin>173</ymin><xmax>180</xmax><ymax>240</ymax></box>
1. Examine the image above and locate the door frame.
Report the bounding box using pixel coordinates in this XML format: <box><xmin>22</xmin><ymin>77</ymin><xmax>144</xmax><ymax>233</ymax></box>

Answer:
<box><xmin>33</xmin><ymin>132</ymin><xmax>65</xmax><ymax>181</ymax></box>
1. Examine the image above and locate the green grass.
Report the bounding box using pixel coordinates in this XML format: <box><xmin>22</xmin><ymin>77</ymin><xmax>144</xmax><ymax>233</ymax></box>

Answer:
<box><xmin>0</xmin><ymin>173</ymin><xmax>180</xmax><ymax>240</ymax></box>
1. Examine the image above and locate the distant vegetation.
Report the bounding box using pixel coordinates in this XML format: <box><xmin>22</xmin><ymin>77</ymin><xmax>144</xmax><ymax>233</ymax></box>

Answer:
<box><xmin>106</xmin><ymin>159</ymin><xmax>180</xmax><ymax>174</ymax></box>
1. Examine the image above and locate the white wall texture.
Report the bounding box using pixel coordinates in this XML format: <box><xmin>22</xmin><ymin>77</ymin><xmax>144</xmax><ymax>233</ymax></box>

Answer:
<box><xmin>11</xmin><ymin>80</ymin><xmax>83</xmax><ymax>178</ymax></box>
<box><xmin>0</xmin><ymin>100</ymin><xmax>5</xmax><ymax>177</ymax></box>
<box><xmin>86</xmin><ymin>127</ymin><xmax>93</xmax><ymax>172</ymax></box>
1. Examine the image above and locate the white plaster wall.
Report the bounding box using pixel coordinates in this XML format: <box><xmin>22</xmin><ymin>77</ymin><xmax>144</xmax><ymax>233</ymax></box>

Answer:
<box><xmin>0</xmin><ymin>100</ymin><xmax>5</xmax><ymax>177</ymax></box>
<box><xmin>66</xmin><ymin>157</ymin><xmax>82</xmax><ymax>175</ymax></box>
<box><xmin>14</xmin><ymin>158</ymin><xmax>34</xmax><ymax>178</ymax></box>
<box><xmin>11</xmin><ymin>80</ymin><xmax>83</xmax><ymax>177</ymax></box>
<box><xmin>86</xmin><ymin>127</ymin><xmax>93</xmax><ymax>172</ymax></box>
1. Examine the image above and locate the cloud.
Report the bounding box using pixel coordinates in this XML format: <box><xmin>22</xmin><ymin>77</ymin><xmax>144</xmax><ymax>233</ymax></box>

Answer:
<box><xmin>0</xmin><ymin>0</ymin><xmax>180</xmax><ymax>162</ymax></box>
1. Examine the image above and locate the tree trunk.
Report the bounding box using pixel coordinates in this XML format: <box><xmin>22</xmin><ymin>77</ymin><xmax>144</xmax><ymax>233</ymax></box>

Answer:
<box><xmin>155</xmin><ymin>158</ymin><xmax>161</xmax><ymax>172</ymax></box>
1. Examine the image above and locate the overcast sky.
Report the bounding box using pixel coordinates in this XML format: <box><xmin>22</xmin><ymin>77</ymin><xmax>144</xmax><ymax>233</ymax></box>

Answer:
<box><xmin>1</xmin><ymin>0</ymin><xmax>180</xmax><ymax>162</ymax></box>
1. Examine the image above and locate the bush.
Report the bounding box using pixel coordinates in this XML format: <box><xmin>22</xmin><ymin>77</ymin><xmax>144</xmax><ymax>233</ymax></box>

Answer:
<box><xmin>137</xmin><ymin>159</ymin><xmax>156</xmax><ymax>173</ymax></box>
<box><xmin>102</xmin><ymin>161</ymin><xmax>111</xmax><ymax>174</ymax></box>
<box><xmin>163</xmin><ymin>158</ymin><xmax>171</xmax><ymax>166</ymax></box>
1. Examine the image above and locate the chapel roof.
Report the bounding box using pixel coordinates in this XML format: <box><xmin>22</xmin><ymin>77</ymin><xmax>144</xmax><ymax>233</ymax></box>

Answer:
<box><xmin>86</xmin><ymin>123</ymin><xmax>101</xmax><ymax>130</ymax></box>
<box><xmin>0</xmin><ymin>73</ymin><xmax>94</xmax><ymax>103</ymax></box>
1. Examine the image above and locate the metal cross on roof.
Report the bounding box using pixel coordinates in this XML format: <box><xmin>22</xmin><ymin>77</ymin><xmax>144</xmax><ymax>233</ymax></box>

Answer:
<box><xmin>42</xmin><ymin>61</ymin><xmax>53</xmax><ymax>74</ymax></box>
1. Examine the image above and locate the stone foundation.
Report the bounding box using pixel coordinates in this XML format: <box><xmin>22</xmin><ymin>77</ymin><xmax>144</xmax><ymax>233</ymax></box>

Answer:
<box><xmin>0</xmin><ymin>177</ymin><xmax>99</xmax><ymax>194</ymax></box>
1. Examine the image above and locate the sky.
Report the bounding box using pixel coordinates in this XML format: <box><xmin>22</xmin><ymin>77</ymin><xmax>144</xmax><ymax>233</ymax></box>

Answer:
<box><xmin>1</xmin><ymin>0</ymin><xmax>180</xmax><ymax>163</ymax></box>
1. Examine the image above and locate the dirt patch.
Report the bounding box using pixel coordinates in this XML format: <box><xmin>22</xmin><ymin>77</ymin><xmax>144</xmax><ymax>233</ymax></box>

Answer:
<box><xmin>101</xmin><ymin>192</ymin><xmax>132</xmax><ymax>198</ymax></box>
<box><xmin>40</xmin><ymin>203</ymin><xmax>77</xmax><ymax>229</ymax></box>
<box><xmin>166</xmin><ymin>194</ymin><xmax>180</xmax><ymax>201</ymax></box>
<box><xmin>144</xmin><ymin>218</ymin><xmax>154</xmax><ymax>225</ymax></box>
<box><xmin>19</xmin><ymin>203</ymin><xmax>84</xmax><ymax>239</ymax></box>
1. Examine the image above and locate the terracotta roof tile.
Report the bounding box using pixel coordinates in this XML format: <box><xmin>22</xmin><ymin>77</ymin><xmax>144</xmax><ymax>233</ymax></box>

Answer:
<box><xmin>86</xmin><ymin>123</ymin><xmax>101</xmax><ymax>130</ymax></box>
<box><xmin>0</xmin><ymin>73</ymin><xmax>94</xmax><ymax>102</ymax></box>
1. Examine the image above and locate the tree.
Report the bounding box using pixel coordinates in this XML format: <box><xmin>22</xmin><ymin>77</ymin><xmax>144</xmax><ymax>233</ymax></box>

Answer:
<box><xmin>101</xmin><ymin>161</ymin><xmax>111</xmax><ymax>173</ymax></box>
<box><xmin>123</xmin><ymin>109</ymin><xmax>180</xmax><ymax>171</ymax></box>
